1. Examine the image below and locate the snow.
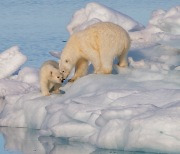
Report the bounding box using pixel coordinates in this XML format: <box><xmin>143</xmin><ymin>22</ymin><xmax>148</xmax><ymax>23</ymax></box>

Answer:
<box><xmin>0</xmin><ymin>46</ymin><xmax>27</xmax><ymax>79</ymax></box>
<box><xmin>149</xmin><ymin>6</ymin><xmax>180</xmax><ymax>35</ymax></box>
<box><xmin>17</xmin><ymin>67</ymin><xmax>39</xmax><ymax>86</ymax></box>
<box><xmin>67</xmin><ymin>2</ymin><xmax>144</xmax><ymax>35</ymax></box>
<box><xmin>129</xmin><ymin>6</ymin><xmax>180</xmax><ymax>47</ymax></box>
<box><xmin>0</xmin><ymin>3</ymin><xmax>180</xmax><ymax>153</ymax></box>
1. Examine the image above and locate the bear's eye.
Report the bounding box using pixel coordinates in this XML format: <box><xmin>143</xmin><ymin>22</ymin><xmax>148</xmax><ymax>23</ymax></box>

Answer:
<box><xmin>65</xmin><ymin>60</ymin><xmax>68</xmax><ymax>63</ymax></box>
<box><xmin>57</xmin><ymin>76</ymin><xmax>60</xmax><ymax>78</ymax></box>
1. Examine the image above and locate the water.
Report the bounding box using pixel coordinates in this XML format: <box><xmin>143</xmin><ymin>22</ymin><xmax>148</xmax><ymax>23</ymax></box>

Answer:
<box><xmin>0</xmin><ymin>127</ymin><xmax>157</xmax><ymax>154</ymax></box>
<box><xmin>0</xmin><ymin>1</ymin><xmax>180</xmax><ymax>153</ymax></box>
<box><xmin>0</xmin><ymin>0</ymin><xmax>179</xmax><ymax>67</ymax></box>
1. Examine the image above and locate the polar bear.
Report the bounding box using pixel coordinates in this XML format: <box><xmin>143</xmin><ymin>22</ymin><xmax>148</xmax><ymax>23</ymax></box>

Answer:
<box><xmin>40</xmin><ymin>60</ymin><xmax>63</xmax><ymax>96</ymax></box>
<box><xmin>59</xmin><ymin>22</ymin><xmax>131</xmax><ymax>82</ymax></box>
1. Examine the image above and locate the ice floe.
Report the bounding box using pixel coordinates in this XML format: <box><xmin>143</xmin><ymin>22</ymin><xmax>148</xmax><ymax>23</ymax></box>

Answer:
<box><xmin>0</xmin><ymin>3</ymin><xmax>180</xmax><ymax>153</ymax></box>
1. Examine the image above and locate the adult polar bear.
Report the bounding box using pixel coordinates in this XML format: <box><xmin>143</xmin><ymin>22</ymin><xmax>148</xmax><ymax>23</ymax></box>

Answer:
<box><xmin>59</xmin><ymin>22</ymin><xmax>131</xmax><ymax>82</ymax></box>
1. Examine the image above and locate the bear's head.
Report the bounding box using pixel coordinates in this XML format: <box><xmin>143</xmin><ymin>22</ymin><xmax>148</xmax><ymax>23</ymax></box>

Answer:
<box><xmin>59</xmin><ymin>52</ymin><xmax>77</xmax><ymax>80</ymax></box>
<box><xmin>59</xmin><ymin>58</ymin><xmax>73</xmax><ymax>79</ymax></box>
<box><xmin>49</xmin><ymin>69</ymin><xmax>63</xmax><ymax>83</ymax></box>
<box><xmin>59</xmin><ymin>37</ymin><xmax>80</xmax><ymax>80</ymax></box>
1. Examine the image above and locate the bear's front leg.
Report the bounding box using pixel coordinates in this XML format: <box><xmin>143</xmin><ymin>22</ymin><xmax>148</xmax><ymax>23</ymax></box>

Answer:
<box><xmin>40</xmin><ymin>80</ymin><xmax>50</xmax><ymax>96</ymax></box>
<box><xmin>42</xmin><ymin>91</ymin><xmax>51</xmax><ymax>96</ymax></box>
<box><xmin>93</xmin><ymin>65</ymin><xmax>102</xmax><ymax>74</ymax></box>
<box><xmin>69</xmin><ymin>58</ymin><xmax>88</xmax><ymax>82</ymax></box>
<box><xmin>89</xmin><ymin>56</ymin><xmax>101</xmax><ymax>74</ymax></box>
<box><xmin>41</xmin><ymin>88</ymin><xmax>50</xmax><ymax>96</ymax></box>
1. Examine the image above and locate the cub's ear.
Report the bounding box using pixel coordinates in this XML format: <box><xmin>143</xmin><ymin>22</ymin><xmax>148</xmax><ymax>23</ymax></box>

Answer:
<box><xmin>49</xmin><ymin>51</ymin><xmax>62</xmax><ymax>59</ymax></box>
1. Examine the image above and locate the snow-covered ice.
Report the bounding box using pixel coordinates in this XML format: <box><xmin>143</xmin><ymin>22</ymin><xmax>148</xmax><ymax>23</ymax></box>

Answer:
<box><xmin>0</xmin><ymin>46</ymin><xmax>27</xmax><ymax>79</ymax></box>
<box><xmin>67</xmin><ymin>2</ymin><xmax>180</xmax><ymax>48</ymax></box>
<box><xmin>129</xmin><ymin>5</ymin><xmax>180</xmax><ymax>47</ymax></box>
<box><xmin>67</xmin><ymin>2</ymin><xmax>144</xmax><ymax>35</ymax></box>
<box><xmin>0</xmin><ymin>2</ymin><xmax>180</xmax><ymax>154</ymax></box>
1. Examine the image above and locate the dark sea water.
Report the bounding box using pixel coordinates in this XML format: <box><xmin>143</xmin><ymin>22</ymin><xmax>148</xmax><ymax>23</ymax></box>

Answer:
<box><xmin>0</xmin><ymin>0</ymin><xmax>180</xmax><ymax>154</ymax></box>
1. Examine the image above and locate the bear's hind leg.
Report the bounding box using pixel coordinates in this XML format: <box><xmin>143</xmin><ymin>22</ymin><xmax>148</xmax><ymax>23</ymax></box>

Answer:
<box><xmin>69</xmin><ymin>58</ymin><xmax>88</xmax><ymax>82</ymax></box>
<box><xmin>118</xmin><ymin>48</ymin><xmax>128</xmax><ymax>67</ymax></box>
<box><xmin>99</xmin><ymin>50</ymin><xmax>113</xmax><ymax>74</ymax></box>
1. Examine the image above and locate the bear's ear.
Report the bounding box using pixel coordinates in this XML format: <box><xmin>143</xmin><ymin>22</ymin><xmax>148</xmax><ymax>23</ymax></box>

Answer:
<box><xmin>49</xmin><ymin>51</ymin><xmax>62</xmax><ymax>59</ymax></box>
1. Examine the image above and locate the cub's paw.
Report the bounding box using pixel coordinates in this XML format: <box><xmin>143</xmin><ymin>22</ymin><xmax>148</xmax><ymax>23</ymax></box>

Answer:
<box><xmin>52</xmin><ymin>90</ymin><xmax>60</xmax><ymax>94</ymax></box>
<box><xmin>42</xmin><ymin>92</ymin><xmax>51</xmax><ymax>96</ymax></box>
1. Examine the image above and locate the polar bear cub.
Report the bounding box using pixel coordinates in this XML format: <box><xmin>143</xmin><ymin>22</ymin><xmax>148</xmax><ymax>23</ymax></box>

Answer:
<box><xmin>40</xmin><ymin>60</ymin><xmax>63</xmax><ymax>96</ymax></box>
<box><xmin>59</xmin><ymin>22</ymin><xmax>131</xmax><ymax>82</ymax></box>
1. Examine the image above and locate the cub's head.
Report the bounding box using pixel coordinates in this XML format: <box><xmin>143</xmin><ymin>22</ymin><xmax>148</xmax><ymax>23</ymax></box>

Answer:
<box><xmin>49</xmin><ymin>69</ymin><xmax>63</xmax><ymax>83</ymax></box>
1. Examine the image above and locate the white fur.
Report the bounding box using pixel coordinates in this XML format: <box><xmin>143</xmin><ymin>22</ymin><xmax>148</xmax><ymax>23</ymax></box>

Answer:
<box><xmin>40</xmin><ymin>60</ymin><xmax>63</xmax><ymax>96</ymax></box>
<box><xmin>59</xmin><ymin>22</ymin><xmax>131</xmax><ymax>82</ymax></box>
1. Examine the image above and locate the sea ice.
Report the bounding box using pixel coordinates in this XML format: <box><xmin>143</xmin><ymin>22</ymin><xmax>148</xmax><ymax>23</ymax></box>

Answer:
<box><xmin>130</xmin><ymin>5</ymin><xmax>180</xmax><ymax>47</ymax></box>
<box><xmin>67</xmin><ymin>2</ymin><xmax>144</xmax><ymax>35</ymax></box>
<box><xmin>0</xmin><ymin>3</ymin><xmax>180</xmax><ymax>154</ymax></box>
<box><xmin>0</xmin><ymin>46</ymin><xmax>27</xmax><ymax>79</ymax></box>
<box><xmin>17</xmin><ymin>67</ymin><xmax>39</xmax><ymax>87</ymax></box>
